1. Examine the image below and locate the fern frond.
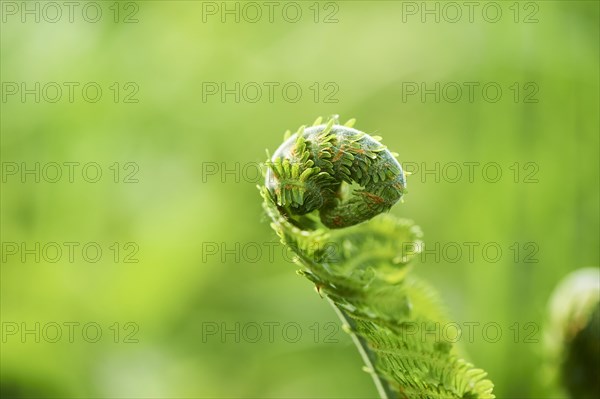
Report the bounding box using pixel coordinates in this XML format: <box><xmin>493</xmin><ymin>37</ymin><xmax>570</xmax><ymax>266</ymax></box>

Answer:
<box><xmin>260</xmin><ymin>117</ymin><xmax>494</xmax><ymax>399</ymax></box>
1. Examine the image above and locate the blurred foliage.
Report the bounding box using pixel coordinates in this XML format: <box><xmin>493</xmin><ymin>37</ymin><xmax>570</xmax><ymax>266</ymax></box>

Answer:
<box><xmin>544</xmin><ymin>268</ymin><xmax>600</xmax><ymax>399</ymax></box>
<box><xmin>1</xmin><ymin>1</ymin><xmax>599</xmax><ymax>398</ymax></box>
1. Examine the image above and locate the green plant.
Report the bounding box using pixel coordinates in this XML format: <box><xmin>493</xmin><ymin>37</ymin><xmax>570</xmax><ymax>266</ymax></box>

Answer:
<box><xmin>260</xmin><ymin>116</ymin><xmax>494</xmax><ymax>398</ymax></box>
<box><xmin>545</xmin><ymin>268</ymin><xmax>600</xmax><ymax>399</ymax></box>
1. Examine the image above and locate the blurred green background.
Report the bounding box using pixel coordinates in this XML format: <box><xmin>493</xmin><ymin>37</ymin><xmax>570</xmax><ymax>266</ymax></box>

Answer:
<box><xmin>1</xmin><ymin>1</ymin><xmax>598</xmax><ymax>398</ymax></box>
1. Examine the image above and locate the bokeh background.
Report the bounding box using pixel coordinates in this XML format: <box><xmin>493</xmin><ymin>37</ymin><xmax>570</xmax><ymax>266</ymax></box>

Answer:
<box><xmin>1</xmin><ymin>1</ymin><xmax>598</xmax><ymax>398</ymax></box>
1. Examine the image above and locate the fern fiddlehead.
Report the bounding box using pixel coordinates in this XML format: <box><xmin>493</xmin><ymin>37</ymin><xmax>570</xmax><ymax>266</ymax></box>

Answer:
<box><xmin>260</xmin><ymin>116</ymin><xmax>494</xmax><ymax>399</ymax></box>
<box><xmin>265</xmin><ymin>116</ymin><xmax>405</xmax><ymax>229</ymax></box>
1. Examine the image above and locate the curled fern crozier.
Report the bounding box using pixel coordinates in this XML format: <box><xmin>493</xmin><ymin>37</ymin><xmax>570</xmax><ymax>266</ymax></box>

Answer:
<box><xmin>265</xmin><ymin>116</ymin><xmax>405</xmax><ymax>229</ymax></box>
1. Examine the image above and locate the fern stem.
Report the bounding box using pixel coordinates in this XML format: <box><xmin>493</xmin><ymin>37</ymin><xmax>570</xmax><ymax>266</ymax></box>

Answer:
<box><xmin>329</xmin><ymin>300</ymin><xmax>396</xmax><ymax>399</ymax></box>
